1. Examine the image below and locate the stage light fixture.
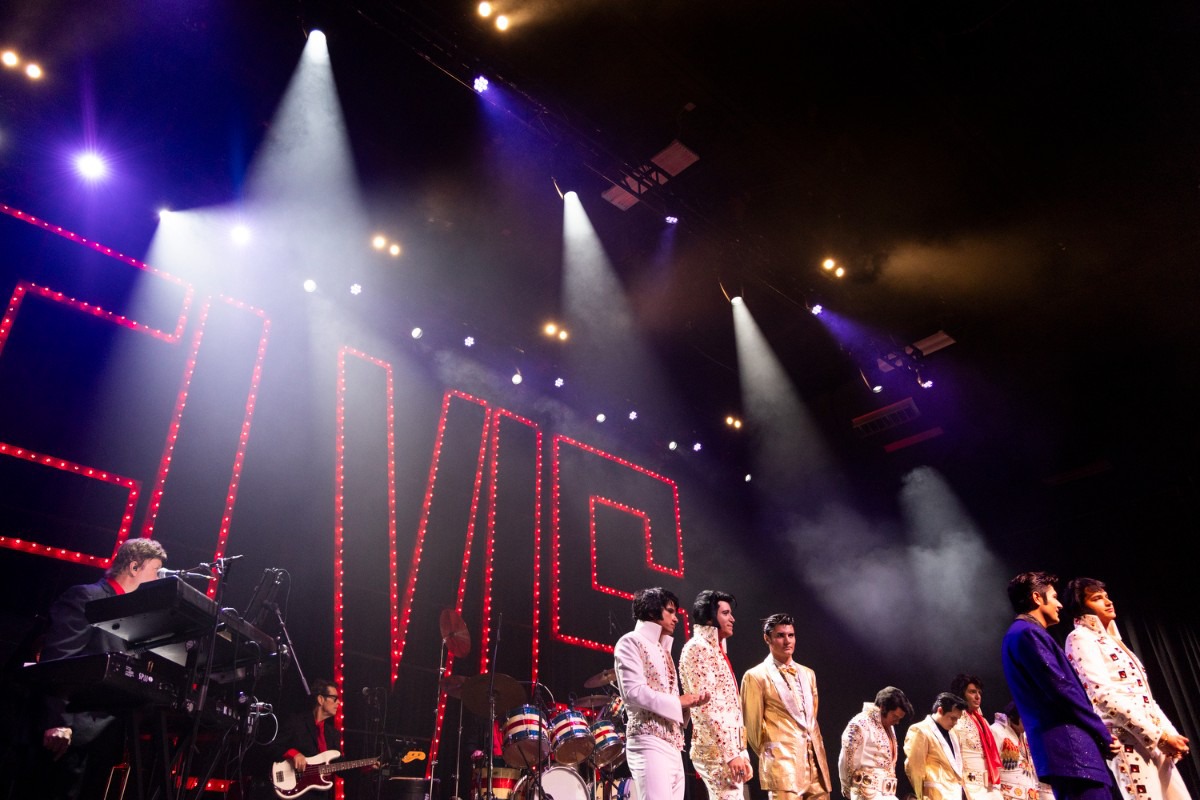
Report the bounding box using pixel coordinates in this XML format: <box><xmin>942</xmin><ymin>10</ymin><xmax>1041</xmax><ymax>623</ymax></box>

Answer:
<box><xmin>25</xmin><ymin>63</ymin><xmax>42</xmax><ymax>79</ymax></box>
<box><xmin>628</xmin><ymin>411</ymin><xmax>637</xmax><ymax>421</ymax></box>
<box><xmin>303</xmin><ymin>279</ymin><xmax>318</xmax><ymax>293</ymax></box>
<box><xmin>411</xmin><ymin>327</ymin><xmax>423</xmax><ymax>339</ymax></box>
<box><xmin>554</xmin><ymin>378</ymin><xmax>564</xmax><ymax>387</ymax></box>
<box><xmin>350</xmin><ymin>283</ymin><xmax>362</xmax><ymax>295</ymax></box>
<box><xmin>157</xmin><ymin>208</ymin><xmax>171</xmax><ymax>219</ymax></box>
<box><xmin>731</xmin><ymin>296</ymin><xmax>743</xmax><ymax>305</ymax></box>
<box><xmin>810</xmin><ymin>304</ymin><xmax>823</xmax><ymax>315</ymax></box>
<box><xmin>668</xmin><ymin>441</ymin><xmax>678</xmax><ymax>451</ymax></box>
<box><xmin>692</xmin><ymin>442</ymin><xmax>702</xmax><ymax>452</ymax></box>
<box><xmin>596</xmin><ymin>413</ymin><xmax>606</xmax><ymax>423</ymax></box>
<box><xmin>389</xmin><ymin>243</ymin><xmax>401</xmax><ymax>257</ymax></box>
<box><xmin>511</xmin><ymin>371</ymin><xmax>523</xmax><ymax>385</ymax></box>
<box><xmin>231</xmin><ymin>224</ymin><xmax>251</xmax><ymax>245</ymax></box>
<box><xmin>665</xmin><ymin>216</ymin><xmax>678</xmax><ymax>225</ymax></box>
<box><xmin>372</xmin><ymin>235</ymin><xmax>386</xmax><ymax>249</ymax></box>
<box><xmin>2</xmin><ymin>51</ymin><xmax>18</xmax><ymax>67</ymax></box>
<box><xmin>835</xmin><ymin>266</ymin><xmax>846</xmax><ymax>278</ymax></box>
<box><xmin>495</xmin><ymin>15</ymin><xmax>509</xmax><ymax>30</ymax></box>
<box><xmin>544</xmin><ymin>322</ymin><xmax>558</xmax><ymax>335</ymax></box>
<box><xmin>74</xmin><ymin>152</ymin><xmax>107</xmax><ymax>181</ymax></box>
<box><xmin>557</xmin><ymin>330</ymin><xmax>568</xmax><ymax>341</ymax></box>
<box><xmin>474</xmin><ymin>76</ymin><xmax>489</xmax><ymax>93</ymax></box>
<box><xmin>918</xmin><ymin>373</ymin><xmax>934</xmax><ymax>389</ymax></box>
<box><xmin>464</xmin><ymin>336</ymin><xmax>475</xmax><ymax>347</ymax></box>
<box><xmin>745</xmin><ymin>474</ymin><xmax>752</xmax><ymax>482</ymax></box>
<box><xmin>478</xmin><ymin>1</ymin><xmax>493</xmax><ymax>16</ymax></box>
<box><xmin>822</xmin><ymin>258</ymin><xmax>836</xmax><ymax>270</ymax></box>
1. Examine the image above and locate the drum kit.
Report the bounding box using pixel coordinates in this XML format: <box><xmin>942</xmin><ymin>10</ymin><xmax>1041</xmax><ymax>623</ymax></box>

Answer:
<box><xmin>435</xmin><ymin>610</ymin><xmax>629</xmax><ymax>800</ymax></box>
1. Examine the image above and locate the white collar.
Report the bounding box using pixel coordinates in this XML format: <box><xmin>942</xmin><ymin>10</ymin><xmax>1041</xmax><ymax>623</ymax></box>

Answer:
<box><xmin>633</xmin><ymin>618</ymin><xmax>673</xmax><ymax>648</ymax></box>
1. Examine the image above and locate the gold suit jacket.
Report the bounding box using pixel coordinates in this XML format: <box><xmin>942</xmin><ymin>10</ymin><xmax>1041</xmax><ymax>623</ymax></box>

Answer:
<box><xmin>741</xmin><ymin>657</ymin><xmax>831</xmax><ymax>793</ymax></box>
<box><xmin>904</xmin><ymin>716</ymin><xmax>964</xmax><ymax>800</ymax></box>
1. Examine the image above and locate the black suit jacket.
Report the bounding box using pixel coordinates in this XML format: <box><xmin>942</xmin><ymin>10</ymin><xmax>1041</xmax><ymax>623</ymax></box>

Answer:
<box><xmin>40</xmin><ymin>579</ymin><xmax>127</xmax><ymax>743</ymax></box>
<box><xmin>274</xmin><ymin>711</ymin><xmax>342</xmax><ymax>761</ymax></box>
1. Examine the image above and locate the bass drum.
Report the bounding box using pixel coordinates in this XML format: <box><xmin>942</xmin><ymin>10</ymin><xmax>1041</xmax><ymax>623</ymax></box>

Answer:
<box><xmin>513</xmin><ymin>766</ymin><xmax>588</xmax><ymax>800</ymax></box>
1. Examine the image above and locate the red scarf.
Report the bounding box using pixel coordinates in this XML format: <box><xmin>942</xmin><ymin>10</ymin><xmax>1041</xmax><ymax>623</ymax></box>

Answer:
<box><xmin>969</xmin><ymin>709</ymin><xmax>1001</xmax><ymax>784</ymax></box>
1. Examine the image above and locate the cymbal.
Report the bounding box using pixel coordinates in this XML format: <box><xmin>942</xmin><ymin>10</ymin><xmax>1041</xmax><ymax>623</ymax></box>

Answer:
<box><xmin>439</xmin><ymin>608</ymin><xmax>471</xmax><ymax>658</ymax></box>
<box><xmin>583</xmin><ymin>668</ymin><xmax>616</xmax><ymax>688</ymax></box>
<box><xmin>460</xmin><ymin>673</ymin><xmax>527</xmax><ymax>716</ymax></box>
<box><xmin>440</xmin><ymin>674</ymin><xmax>468</xmax><ymax>698</ymax></box>
<box><xmin>573</xmin><ymin>694</ymin><xmax>611</xmax><ymax>709</ymax></box>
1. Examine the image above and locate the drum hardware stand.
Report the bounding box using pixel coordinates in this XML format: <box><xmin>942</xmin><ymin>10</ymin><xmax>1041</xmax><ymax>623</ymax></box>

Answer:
<box><xmin>483</xmin><ymin>614</ymin><xmax>502</xmax><ymax>800</ymax></box>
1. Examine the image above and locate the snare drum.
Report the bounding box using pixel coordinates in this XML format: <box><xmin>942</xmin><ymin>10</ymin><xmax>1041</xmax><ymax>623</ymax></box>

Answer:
<box><xmin>513</xmin><ymin>766</ymin><xmax>588</xmax><ymax>800</ymax></box>
<box><xmin>503</xmin><ymin>705</ymin><xmax>550</xmax><ymax>767</ymax></box>
<box><xmin>550</xmin><ymin>709</ymin><xmax>594</xmax><ymax>765</ymax></box>
<box><xmin>589</xmin><ymin>720</ymin><xmax>624</xmax><ymax>767</ymax></box>
<box><xmin>472</xmin><ymin>766</ymin><xmax>523</xmax><ymax>799</ymax></box>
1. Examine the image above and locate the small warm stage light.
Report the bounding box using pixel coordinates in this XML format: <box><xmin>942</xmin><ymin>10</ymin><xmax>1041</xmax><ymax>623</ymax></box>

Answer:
<box><xmin>2</xmin><ymin>51</ymin><xmax>18</xmax><ymax>68</ymax></box>
<box><xmin>495</xmin><ymin>15</ymin><xmax>510</xmax><ymax>30</ymax></box>
<box><xmin>834</xmin><ymin>266</ymin><xmax>846</xmax><ymax>278</ymax></box>
<box><xmin>74</xmin><ymin>152</ymin><xmax>108</xmax><ymax>180</ymax></box>
<box><xmin>372</xmin><ymin>235</ymin><xmax>387</xmax><ymax>249</ymax></box>
<box><xmin>665</xmin><ymin>216</ymin><xmax>678</xmax><ymax>225</ymax></box>
<box><xmin>478</xmin><ymin>1</ymin><xmax>493</xmax><ymax>16</ymax></box>
<box><xmin>554</xmin><ymin>378</ymin><xmax>564</xmax><ymax>388</ymax></box>
<box><xmin>25</xmin><ymin>63</ymin><xmax>42</xmax><ymax>80</ymax></box>
<box><xmin>231</xmin><ymin>224</ymin><xmax>251</xmax><ymax>245</ymax></box>
<box><xmin>810</xmin><ymin>304</ymin><xmax>823</xmax><ymax>315</ymax></box>
<box><xmin>464</xmin><ymin>336</ymin><xmax>475</xmax><ymax>347</ymax></box>
<box><xmin>511</xmin><ymin>371</ymin><xmax>523</xmax><ymax>385</ymax></box>
<box><xmin>822</xmin><ymin>258</ymin><xmax>835</xmax><ymax>270</ymax></box>
<box><xmin>557</xmin><ymin>330</ymin><xmax>568</xmax><ymax>341</ymax></box>
<box><xmin>628</xmin><ymin>411</ymin><xmax>637</xmax><ymax>421</ymax></box>
<box><xmin>692</xmin><ymin>442</ymin><xmax>702</xmax><ymax>452</ymax></box>
<box><xmin>668</xmin><ymin>441</ymin><xmax>678</xmax><ymax>451</ymax></box>
<box><xmin>350</xmin><ymin>283</ymin><xmax>363</xmax><ymax>295</ymax></box>
<box><xmin>474</xmin><ymin>76</ymin><xmax>489</xmax><ymax>93</ymax></box>
<box><xmin>596</xmin><ymin>413</ymin><xmax>606</xmax><ymax>423</ymax></box>
<box><xmin>389</xmin><ymin>243</ymin><xmax>402</xmax><ymax>257</ymax></box>
<box><xmin>544</xmin><ymin>323</ymin><xmax>558</xmax><ymax>335</ymax></box>
<box><xmin>411</xmin><ymin>327</ymin><xmax>423</xmax><ymax>339</ymax></box>
<box><xmin>303</xmin><ymin>279</ymin><xmax>318</xmax><ymax>293</ymax></box>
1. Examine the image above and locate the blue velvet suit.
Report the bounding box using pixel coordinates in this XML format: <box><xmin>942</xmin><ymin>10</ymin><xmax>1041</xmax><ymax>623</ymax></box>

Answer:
<box><xmin>1000</xmin><ymin>616</ymin><xmax>1113</xmax><ymax>787</ymax></box>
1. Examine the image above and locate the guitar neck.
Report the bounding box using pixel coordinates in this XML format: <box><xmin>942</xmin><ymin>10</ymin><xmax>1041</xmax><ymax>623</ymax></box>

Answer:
<box><xmin>317</xmin><ymin>756</ymin><xmax>378</xmax><ymax>776</ymax></box>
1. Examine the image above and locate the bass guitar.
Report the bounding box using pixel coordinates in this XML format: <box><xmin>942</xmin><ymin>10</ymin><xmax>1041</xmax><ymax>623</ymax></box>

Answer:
<box><xmin>271</xmin><ymin>750</ymin><xmax>380</xmax><ymax>798</ymax></box>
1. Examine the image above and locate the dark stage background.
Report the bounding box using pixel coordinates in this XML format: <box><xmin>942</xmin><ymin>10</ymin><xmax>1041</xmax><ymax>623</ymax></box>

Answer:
<box><xmin>1</xmin><ymin>207</ymin><xmax>1196</xmax><ymax>799</ymax></box>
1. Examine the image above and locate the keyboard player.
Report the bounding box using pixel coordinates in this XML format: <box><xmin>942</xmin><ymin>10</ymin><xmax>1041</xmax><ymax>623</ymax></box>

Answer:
<box><xmin>36</xmin><ymin>537</ymin><xmax>168</xmax><ymax>800</ymax></box>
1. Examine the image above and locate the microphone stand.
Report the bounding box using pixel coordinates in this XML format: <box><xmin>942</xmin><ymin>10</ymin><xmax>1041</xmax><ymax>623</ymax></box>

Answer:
<box><xmin>176</xmin><ymin>556</ymin><xmax>236</xmax><ymax>800</ymax></box>
<box><xmin>268</xmin><ymin>600</ymin><xmax>310</xmax><ymax>696</ymax></box>
<box><xmin>430</xmin><ymin>639</ymin><xmax>448</xmax><ymax>800</ymax></box>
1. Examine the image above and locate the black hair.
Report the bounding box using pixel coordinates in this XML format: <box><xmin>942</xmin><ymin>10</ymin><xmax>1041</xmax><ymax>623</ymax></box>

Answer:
<box><xmin>1007</xmin><ymin>571</ymin><xmax>1058</xmax><ymax>614</ymax></box>
<box><xmin>949</xmin><ymin>673</ymin><xmax>982</xmax><ymax>697</ymax></box>
<box><xmin>875</xmin><ymin>686</ymin><xmax>914</xmax><ymax>720</ymax></box>
<box><xmin>692</xmin><ymin>589</ymin><xmax>735</xmax><ymax>626</ymax></box>
<box><xmin>1063</xmin><ymin>577</ymin><xmax>1107</xmax><ymax>620</ymax></box>
<box><xmin>932</xmin><ymin>692</ymin><xmax>967</xmax><ymax>714</ymax></box>
<box><xmin>632</xmin><ymin>587</ymin><xmax>680</xmax><ymax>623</ymax></box>
<box><xmin>761</xmin><ymin>612</ymin><xmax>795</xmax><ymax>637</ymax></box>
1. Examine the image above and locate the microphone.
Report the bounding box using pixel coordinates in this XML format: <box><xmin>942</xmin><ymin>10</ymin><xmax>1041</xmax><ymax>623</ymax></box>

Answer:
<box><xmin>157</xmin><ymin>566</ymin><xmax>216</xmax><ymax>580</ymax></box>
